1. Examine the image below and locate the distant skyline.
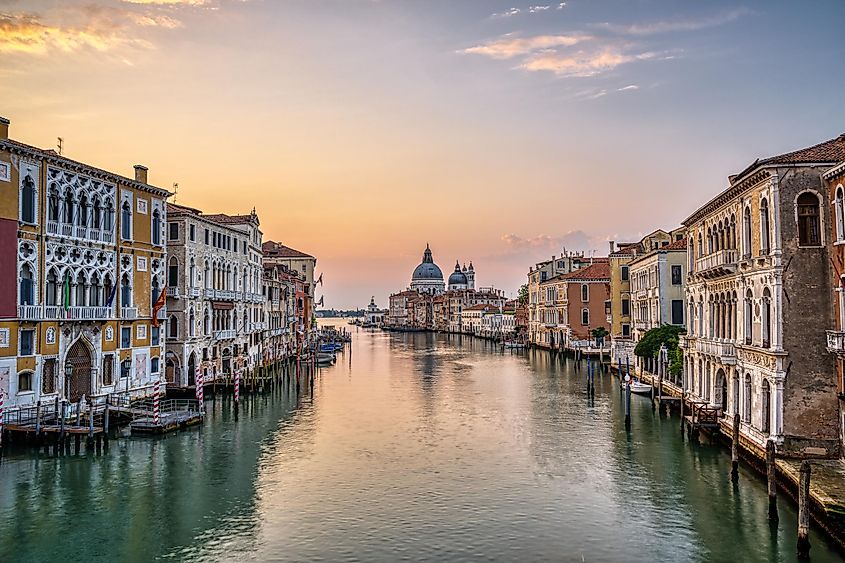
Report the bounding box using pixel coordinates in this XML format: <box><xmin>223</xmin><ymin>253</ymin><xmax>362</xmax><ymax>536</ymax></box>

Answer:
<box><xmin>2</xmin><ymin>0</ymin><xmax>844</xmax><ymax>308</ymax></box>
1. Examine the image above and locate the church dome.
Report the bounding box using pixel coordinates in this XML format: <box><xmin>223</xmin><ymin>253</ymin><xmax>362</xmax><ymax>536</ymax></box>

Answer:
<box><xmin>412</xmin><ymin>244</ymin><xmax>443</xmax><ymax>281</ymax></box>
<box><xmin>448</xmin><ymin>262</ymin><xmax>468</xmax><ymax>286</ymax></box>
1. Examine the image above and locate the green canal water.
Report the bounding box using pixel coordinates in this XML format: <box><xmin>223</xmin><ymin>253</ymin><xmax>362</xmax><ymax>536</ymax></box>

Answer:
<box><xmin>0</xmin><ymin>322</ymin><xmax>842</xmax><ymax>562</ymax></box>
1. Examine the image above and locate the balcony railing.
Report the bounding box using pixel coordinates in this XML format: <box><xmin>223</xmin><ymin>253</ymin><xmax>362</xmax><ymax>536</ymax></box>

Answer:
<box><xmin>694</xmin><ymin>249</ymin><xmax>738</xmax><ymax>278</ymax></box>
<box><xmin>695</xmin><ymin>338</ymin><xmax>737</xmax><ymax>364</ymax></box>
<box><xmin>121</xmin><ymin>307</ymin><xmax>138</xmax><ymax>320</ymax></box>
<box><xmin>188</xmin><ymin>287</ymin><xmax>201</xmax><ymax>298</ymax></box>
<box><xmin>166</xmin><ymin>287</ymin><xmax>180</xmax><ymax>298</ymax></box>
<box><xmin>634</xmin><ymin>320</ymin><xmax>649</xmax><ymax>330</ymax></box>
<box><xmin>47</xmin><ymin>220</ymin><xmax>115</xmax><ymax>244</ymax></box>
<box><xmin>43</xmin><ymin>305</ymin><xmax>112</xmax><ymax>320</ymax></box>
<box><xmin>204</xmin><ymin>288</ymin><xmax>216</xmax><ymax>299</ymax></box>
<box><xmin>18</xmin><ymin>305</ymin><xmax>41</xmax><ymax>320</ymax></box>
<box><xmin>156</xmin><ymin>308</ymin><xmax>167</xmax><ymax>320</ymax></box>
<box><xmin>827</xmin><ymin>330</ymin><xmax>845</xmax><ymax>354</ymax></box>
<box><xmin>214</xmin><ymin>329</ymin><xmax>236</xmax><ymax>340</ymax></box>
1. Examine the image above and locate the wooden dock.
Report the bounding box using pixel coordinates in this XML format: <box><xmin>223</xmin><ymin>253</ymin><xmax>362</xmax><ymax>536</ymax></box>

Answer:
<box><xmin>129</xmin><ymin>399</ymin><xmax>202</xmax><ymax>435</ymax></box>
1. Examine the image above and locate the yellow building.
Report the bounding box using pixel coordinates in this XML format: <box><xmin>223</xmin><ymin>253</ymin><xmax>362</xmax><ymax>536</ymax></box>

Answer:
<box><xmin>0</xmin><ymin>116</ymin><xmax>171</xmax><ymax>408</ymax></box>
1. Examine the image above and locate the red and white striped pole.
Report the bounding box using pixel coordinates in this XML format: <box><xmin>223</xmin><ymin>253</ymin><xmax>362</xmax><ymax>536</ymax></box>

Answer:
<box><xmin>153</xmin><ymin>377</ymin><xmax>161</xmax><ymax>426</ymax></box>
<box><xmin>234</xmin><ymin>368</ymin><xmax>240</xmax><ymax>404</ymax></box>
<box><xmin>0</xmin><ymin>391</ymin><xmax>5</xmax><ymax>454</ymax></box>
<box><xmin>194</xmin><ymin>367</ymin><xmax>204</xmax><ymax>414</ymax></box>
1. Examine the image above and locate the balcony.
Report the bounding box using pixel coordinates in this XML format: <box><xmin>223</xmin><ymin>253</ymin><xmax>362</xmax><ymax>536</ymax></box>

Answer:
<box><xmin>204</xmin><ymin>288</ymin><xmax>216</xmax><ymax>299</ymax></box>
<box><xmin>47</xmin><ymin>220</ymin><xmax>115</xmax><ymax>244</ymax></box>
<box><xmin>156</xmin><ymin>308</ymin><xmax>167</xmax><ymax>320</ymax></box>
<box><xmin>121</xmin><ymin>307</ymin><xmax>138</xmax><ymax>320</ymax></box>
<box><xmin>695</xmin><ymin>338</ymin><xmax>737</xmax><ymax>365</ymax></box>
<box><xmin>18</xmin><ymin>305</ymin><xmax>41</xmax><ymax>320</ymax></box>
<box><xmin>188</xmin><ymin>287</ymin><xmax>201</xmax><ymax>298</ymax></box>
<box><xmin>694</xmin><ymin>249</ymin><xmax>738</xmax><ymax>279</ymax></box>
<box><xmin>679</xmin><ymin>335</ymin><xmax>694</xmax><ymax>349</ymax></box>
<box><xmin>827</xmin><ymin>330</ymin><xmax>845</xmax><ymax>354</ymax></box>
<box><xmin>214</xmin><ymin>329</ymin><xmax>236</xmax><ymax>340</ymax></box>
<box><xmin>166</xmin><ymin>287</ymin><xmax>180</xmax><ymax>298</ymax></box>
<box><xmin>43</xmin><ymin>305</ymin><xmax>112</xmax><ymax>321</ymax></box>
<box><xmin>634</xmin><ymin>320</ymin><xmax>649</xmax><ymax>330</ymax></box>
<box><xmin>217</xmin><ymin>290</ymin><xmax>237</xmax><ymax>301</ymax></box>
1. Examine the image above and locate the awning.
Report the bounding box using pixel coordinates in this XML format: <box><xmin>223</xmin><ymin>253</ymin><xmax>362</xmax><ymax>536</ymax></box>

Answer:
<box><xmin>212</xmin><ymin>301</ymin><xmax>234</xmax><ymax>310</ymax></box>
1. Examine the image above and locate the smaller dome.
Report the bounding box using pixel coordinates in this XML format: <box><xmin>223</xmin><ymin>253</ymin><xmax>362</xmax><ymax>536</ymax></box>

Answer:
<box><xmin>448</xmin><ymin>262</ymin><xmax>468</xmax><ymax>286</ymax></box>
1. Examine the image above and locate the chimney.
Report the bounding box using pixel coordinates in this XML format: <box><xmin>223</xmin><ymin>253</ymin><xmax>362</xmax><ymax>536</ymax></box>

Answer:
<box><xmin>0</xmin><ymin>116</ymin><xmax>8</xmax><ymax>140</ymax></box>
<box><xmin>134</xmin><ymin>164</ymin><xmax>148</xmax><ymax>184</ymax></box>
<box><xmin>609</xmin><ymin>240</ymin><xmax>615</xmax><ymax>253</ymax></box>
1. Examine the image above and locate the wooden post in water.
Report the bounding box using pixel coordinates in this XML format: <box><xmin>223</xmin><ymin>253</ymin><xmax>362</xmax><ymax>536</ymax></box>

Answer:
<box><xmin>680</xmin><ymin>392</ymin><xmax>685</xmax><ymax>433</ymax></box>
<box><xmin>731</xmin><ymin>413</ymin><xmax>740</xmax><ymax>482</ymax></box>
<box><xmin>103</xmin><ymin>399</ymin><xmax>110</xmax><ymax>450</ymax></box>
<box><xmin>624</xmin><ymin>380</ymin><xmax>631</xmax><ymax>430</ymax></box>
<box><xmin>86</xmin><ymin>401</ymin><xmax>94</xmax><ymax>449</ymax></box>
<box><xmin>766</xmin><ymin>439</ymin><xmax>778</xmax><ymax>522</ymax></box>
<box><xmin>797</xmin><ymin>460</ymin><xmax>811</xmax><ymax>558</ymax></box>
<box><xmin>35</xmin><ymin>401</ymin><xmax>42</xmax><ymax>440</ymax></box>
<box><xmin>59</xmin><ymin>400</ymin><xmax>66</xmax><ymax>444</ymax></box>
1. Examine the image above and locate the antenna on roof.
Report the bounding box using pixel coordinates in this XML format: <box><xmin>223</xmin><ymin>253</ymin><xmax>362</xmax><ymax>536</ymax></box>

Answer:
<box><xmin>57</xmin><ymin>137</ymin><xmax>63</xmax><ymax>156</ymax></box>
<box><xmin>172</xmin><ymin>182</ymin><xmax>178</xmax><ymax>202</ymax></box>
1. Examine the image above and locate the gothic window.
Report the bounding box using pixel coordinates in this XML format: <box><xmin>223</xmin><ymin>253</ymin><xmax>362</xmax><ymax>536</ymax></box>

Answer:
<box><xmin>836</xmin><ymin>186</ymin><xmax>845</xmax><ymax>242</ymax></box>
<box><xmin>744</xmin><ymin>289</ymin><xmax>753</xmax><ymax>345</ymax></box>
<box><xmin>89</xmin><ymin>273</ymin><xmax>102</xmax><ymax>307</ymax></box>
<box><xmin>797</xmin><ymin>192</ymin><xmax>821</xmax><ymax>246</ymax></box>
<box><xmin>121</xmin><ymin>200</ymin><xmax>132</xmax><ymax>240</ymax></box>
<box><xmin>729</xmin><ymin>214</ymin><xmax>737</xmax><ymax>249</ymax></box>
<box><xmin>120</xmin><ymin>273</ymin><xmax>132</xmax><ymax>308</ymax></box>
<box><xmin>189</xmin><ymin>258</ymin><xmax>196</xmax><ymax>288</ymax></box>
<box><xmin>168</xmin><ymin>315</ymin><xmax>178</xmax><ymax>339</ymax></box>
<box><xmin>78</xmin><ymin>194</ymin><xmax>88</xmax><ymax>227</ymax></box>
<box><xmin>760</xmin><ymin>198</ymin><xmax>770</xmax><ymax>254</ymax></box>
<box><xmin>697</xmin><ymin>232</ymin><xmax>703</xmax><ymax>258</ymax></box>
<box><xmin>19</xmin><ymin>264</ymin><xmax>34</xmax><ymax>306</ymax></box>
<box><xmin>743</xmin><ymin>206</ymin><xmax>752</xmax><ymax>258</ymax></box>
<box><xmin>92</xmin><ymin>196</ymin><xmax>101</xmax><ymax>230</ymax></box>
<box><xmin>74</xmin><ymin>271</ymin><xmax>86</xmax><ymax>306</ymax></box>
<box><xmin>46</xmin><ymin>269</ymin><xmax>58</xmax><ymax>306</ymax></box>
<box><xmin>204</xmin><ymin>261</ymin><xmax>210</xmax><ymax>288</ymax></box>
<box><xmin>151</xmin><ymin>277</ymin><xmax>160</xmax><ymax>310</ymax></box>
<box><xmin>762</xmin><ymin>287</ymin><xmax>772</xmax><ymax>348</ymax></box>
<box><xmin>707</xmin><ymin>226</ymin><xmax>713</xmax><ymax>254</ymax></box>
<box><xmin>581</xmin><ymin>284</ymin><xmax>588</xmax><ymax>302</ymax></box>
<box><xmin>152</xmin><ymin>210</ymin><xmax>162</xmax><ymax>246</ymax></box>
<box><xmin>48</xmin><ymin>186</ymin><xmax>60</xmax><ymax>222</ymax></box>
<box><xmin>21</xmin><ymin>175</ymin><xmax>36</xmax><ymax>224</ymax></box>
<box><xmin>168</xmin><ymin>257</ymin><xmax>178</xmax><ymax>287</ymax></box>
<box><xmin>762</xmin><ymin>380</ymin><xmax>771</xmax><ymax>434</ymax></box>
<box><xmin>103</xmin><ymin>275</ymin><xmax>114</xmax><ymax>307</ymax></box>
<box><xmin>189</xmin><ymin>309</ymin><xmax>196</xmax><ymax>337</ymax></box>
<box><xmin>581</xmin><ymin>308</ymin><xmax>589</xmax><ymax>326</ymax></box>
<box><xmin>64</xmin><ymin>188</ymin><xmax>74</xmax><ymax>224</ymax></box>
<box><xmin>104</xmin><ymin>199</ymin><xmax>114</xmax><ymax>232</ymax></box>
<box><xmin>743</xmin><ymin>374</ymin><xmax>752</xmax><ymax>424</ymax></box>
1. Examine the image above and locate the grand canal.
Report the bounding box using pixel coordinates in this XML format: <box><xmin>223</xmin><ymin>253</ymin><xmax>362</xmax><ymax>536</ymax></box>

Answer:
<box><xmin>0</xmin><ymin>323</ymin><xmax>842</xmax><ymax>562</ymax></box>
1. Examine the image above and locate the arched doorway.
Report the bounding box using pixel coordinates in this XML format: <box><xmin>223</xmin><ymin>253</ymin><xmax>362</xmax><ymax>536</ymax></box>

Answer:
<box><xmin>65</xmin><ymin>338</ymin><xmax>93</xmax><ymax>402</ymax></box>
<box><xmin>187</xmin><ymin>352</ymin><xmax>196</xmax><ymax>386</ymax></box>
<box><xmin>222</xmin><ymin>347</ymin><xmax>232</xmax><ymax>376</ymax></box>
<box><xmin>715</xmin><ymin>369</ymin><xmax>727</xmax><ymax>412</ymax></box>
<box><xmin>165</xmin><ymin>351</ymin><xmax>180</xmax><ymax>385</ymax></box>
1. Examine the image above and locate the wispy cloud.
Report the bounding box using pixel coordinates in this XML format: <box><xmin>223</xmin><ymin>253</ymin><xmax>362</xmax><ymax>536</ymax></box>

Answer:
<box><xmin>521</xmin><ymin>47</ymin><xmax>658</xmax><ymax>77</ymax></box>
<box><xmin>492</xmin><ymin>7</ymin><xmax>521</xmax><ymax>18</ymax></box>
<box><xmin>528</xmin><ymin>5</ymin><xmax>550</xmax><ymax>13</ymax></box>
<box><xmin>595</xmin><ymin>8</ymin><xmax>751</xmax><ymax>36</ymax></box>
<box><xmin>461</xmin><ymin>33</ymin><xmax>590</xmax><ymax>60</ymax></box>
<box><xmin>0</xmin><ymin>11</ymin><xmax>149</xmax><ymax>54</ymax></box>
<box><xmin>617</xmin><ymin>84</ymin><xmax>638</xmax><ymax>91</ymax></box>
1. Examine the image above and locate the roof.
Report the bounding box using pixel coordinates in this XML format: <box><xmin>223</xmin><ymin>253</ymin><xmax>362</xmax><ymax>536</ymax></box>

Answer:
<box><xmin>664</xmin><ymin>238</ymin><xmax>688</xmax><ymax>250</ymax></box>
<box><xmin>464</xmin><ymin>303</ymin><xmax>497</xmax><ymax>312</ymax></box>
<box><xmin>559</xmin><ymin>261</ymin><xmax>610</xmax><ymax>281</ymax></box>
<box><xmin>166</xmin><ymin>202</ymin><xmax>202</xmax><ymax>215</ymax></box>
<box><xmin>262</xmin><ymin>240</ymin><xmax>315</xmax><ymax>259</ymax></box>
<box><xmin>204</xmin><ymin>212</ymin><xmax>259</xmax><ymax>226</ymax></box>
<box><xmin>0</xmin><ymin>138</ymin><xmax>171</xmax><ymax>198</ymax></box>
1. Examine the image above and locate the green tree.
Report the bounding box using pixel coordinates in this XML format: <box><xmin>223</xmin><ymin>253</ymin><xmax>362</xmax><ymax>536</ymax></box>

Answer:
<box><xmin>518</xmin><ymin>284</ymin><xmax>529</xmax><ymax>305</ymax></box>
<box><xmin>633</xmin><ymin>324</ymin><xmax>686</xmax><ymax>378</ymax></box>
<box><xmin>590</xmin><ymin>327</ymin><xmax>609</xmax><ymax>345</ymax></box>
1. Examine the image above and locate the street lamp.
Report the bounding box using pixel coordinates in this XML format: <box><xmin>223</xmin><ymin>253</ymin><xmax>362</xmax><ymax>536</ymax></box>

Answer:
<box><xmin>64</xmin><ymin>361</ymin><xmax>73</xmax><ymax>401</ymax></box>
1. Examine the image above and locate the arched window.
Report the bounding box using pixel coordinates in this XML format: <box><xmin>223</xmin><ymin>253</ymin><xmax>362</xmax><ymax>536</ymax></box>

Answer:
<box><xmin>92</xmin><ymin>196</ymin><xmax>102</xmax><ymax>231</ymax></box>
<box><xmin>697</xmin><ymin>232</ymin><xmax>703</xmax><ymax>258</ymax></box>
<box><xmin>581</xmin><ymin>284</ymin><xmax>589</xmax><ymax>302</ymax></box>
<box><xmin>18</xmin><ymin>370</ymin><xmax>33</xmax><ymax>392</ymax></box>
<box><xmin>103</xmin><ymin>199</ymin><xmax>114</xmax><ymax>232</ymax></box>
<box><xmin>89</xmin><ymin>273</ymin><xmax>102</xmax><ymax>307</ymax></box>
<box><xmin>797</xmin><ymin>192</ymin><xmax>821</xmax><ymax>246</ymax></box>
<box><xmin>762</xmin><ymin>287</ymin><xmax>771</xmax><ymax>348</ymax></box>
<box><xmin>762</xmin><ymin>380</ymin><xmax>771</xmax><ymax>434</ymax></box>
<box><xmin>152</xmin><ymin>209</ymin><xmax>161</xmax><ymax>246</ymax></box>
<box><xmin>717</xmin><ymin>220</ymin><xmax>724</xmax><ymax>251</ymax></box>
<box><xmin>743</xmin><ymin>205</ymin><xmax>752</xmax><ymax>258</ymax></box>
<box><xmin>744</xmin><ymin>289</ymin><xmax>753</xmax><ymax>345</ymax></box>
<box><xmin>743</xmin><ymin>374</ymin><xmax>752</xmax><ymax>423</ymax></box>
<box><xmin>46</xmin><ymin>269</ymin><xmax>58</xmax><ymax>306</ymax></box>
<box><xmin>189</xmin><ymin>258</ymin><xmax>196</xmax><ymax>288</ymax></box>
<box><xmin>707</xmin><ymin>226</ymin><xmax>713</xmax><ymax>254</ymax></box>
<box><xmin>103</xmin><ymin>275</ymin><xmax>114</xmax><ymax>307</ymax></box>
<box><xmin>729</xmin><ymin>214</ymin><xmax>737</xmax><ymax>249</ymax></box>
<box><xmin>204</xmin><ymin>261</ymin><xmax>210</xmax><ymax>288</ymax></box>
<box><xmin>203</xmin><ymin>308</ymin><xmax>210</xmax><ymax>334</ymax></box>
<box><xmin>168</xmin><ymin>257</ymin><xmax>178</xmax><ymax>287</ymax></box>
<box><xmin>48</xmin><ymin>186</ymin><xmax>60</xmax><ymax>222</ymax></box>
<box><xmin>78</xmin><ymin>194</ymin><xmax>88</xmax><ymax>227</ymax></box>
<box><xmin>581</xmin><ymin>308</ymin><xmax>589</xmax><ymax>326</ymax></box>
<box><xmin>189</xmin><ymin>309</ymin><xmax>196</xmax><ymax>337</ymax></box>
<box><xmin>760</xmin><ymin>198</ymin><xmax>770</xmax><ymax>254</ymax></box>
<box><xmin>75</xmin><ymin>271</ymin><xmax>86</xmax><ymax>306</ymax></box>
<box><xmin>837</xmin><ymin>186</ymin><xmax>845</xmax><ymax>242</ymax></box>
<box><xmin>121</xmin><ymin>201</ymin><xmax>132</xmax><ymax>240</ymax></box>
<box><xmin>19</xmin><ymin>264</ymin><xmax>34</xmax><ymax>306</ymax></box>
<box><xmin>151</xmin><ymin>276</ymin><xmax>160</xmax><ymax>310</ymax></box>
<box><xmin>168</xmin><ymin>315</ymin><xmax>178</xmax><ymax>339</ymax></box>
<box><xmin>64</xmin><ymin>188</ymin><xmax>74</xmax><ymax>224</ymax></box>
<box><xmin>21</xmin><ymin>175</ymin><xmax>36</xmax><ymax>224</ymax></box>
<box><xmin>120</xmin><ymin>273</ymin><xmax>132</xmax><ymax>308</ymax></box>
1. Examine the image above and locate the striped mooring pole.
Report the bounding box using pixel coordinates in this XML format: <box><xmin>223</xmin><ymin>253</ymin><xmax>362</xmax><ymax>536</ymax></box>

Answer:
<box><xmin>0</xmin><ymin>390</ymin><xmax>5</xmax><ymax>456</ymax></box>
<box><xmin>234</xmin><ymin>369</ymin><xmax>241</xmax><ymax>404</ymax></box>
<box><xmin>153</xmin><ymin>377</ymin><xmax>161</xmax><ymax>426</ymax></box>
<box><xmin>195</xmin><ymin>367</ymin><xmax>204</xmax><ymax>413</ymax></box>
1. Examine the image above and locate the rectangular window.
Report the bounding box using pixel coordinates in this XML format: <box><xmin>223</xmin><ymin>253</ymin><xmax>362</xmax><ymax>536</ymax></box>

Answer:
<box><xmin>151</xmin><ymin>326</ymin><xmax>160</xmax><ymax>346</ymax></box>
<box><xmin>18</xmin><ymin>371</ymin><xmax>32</xmax><ymax>392</ymax></box>
<box><xmin>20</xmin><ymin>329</ymin><xmax>34</xmax><ymax>356</ymax></box>
<box><xmin>581</xmin><ymin>284</ymin><xmax>589</xmax><ymax>302</ymax></box>
<box><xmin>671</xmin><ymin>265</ymin><xmax>682</xmax><ymax>285</ymax></box>
<box><xmin>151</xmin><ymin>357</ymin><xmax>160</xmax><ymax>374</ymax></box>
<box><xmin>42</xmin><ymin>358</ymin><xmax>56</xmax><ymax>394</ymax></box>
<box><xmin>120</xmin><ymin>359</ymin><xmax>131</xmax><ymax>379</ymax></box>
<box><xmin>102</xmin><ymin>354</ymin><xmax>114</xmax><ymax>386</ymax></box>
<box><xmin>243</xmin><ymin>241</ymin><xmax>247</xmax><ymax>254</ymax></box>
<box><xmin>671</xmin><ymin>300</ymin><xmax>684</xmax><ymax>325</ymax></box>
<box><xmin>189</xmin><ymin>224</ymin><xmax>196</xmax><ymax>242</ymax></box>
<box><xmin>621</xmin><ymin>266</ymin><xmax>629</xmax><ymax>281</ymax></box>
<box><xmin>168</xmin><ymin>222</ymin><xmax>179</xmax><ymax>240</ymax></box>
<box><xmin>204</xmin><ymin>228</ymin><xmax>209</xmax><ymax>245</ymax></box>
<box><xmin>121</xmin><ymin>326</ymin><xmax>131</xmax><ymax>348</ymax></box>
<box><xmin>622</xmin><ymin>323</ymin><xmax>631</xmax><ymax>337</ymax></box>
<box><xmin>621</xmin><ymin>299</ymin><xmax>630</xmax><ymax>316</ymax></box>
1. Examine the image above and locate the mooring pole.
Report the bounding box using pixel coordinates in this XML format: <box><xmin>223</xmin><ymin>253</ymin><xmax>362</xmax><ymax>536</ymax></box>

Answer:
<box><xmin>731</xmin><ymin>413</ymin><xmax>740</xmax><ymax>482</ymax></box>
<box><xmin>797</xmin><ymin>460</ymin><xmax>811</xmax><ymax>558</ymax></box>
<box><xmin>624</xmin><ymin>380</ymin><xmax>631</xmax><ymax>430</ymax></box>
<box><xmin>766</xmin><ymin>439</ymin><xmax>778</xmax><ymax>522</ymax></box>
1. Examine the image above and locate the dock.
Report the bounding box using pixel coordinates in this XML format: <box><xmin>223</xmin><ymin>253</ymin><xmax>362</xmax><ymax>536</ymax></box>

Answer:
<box><xmin>129</xmin><ymin>399</ymin><xmax>203</xmax><ymax>435</ymax></box>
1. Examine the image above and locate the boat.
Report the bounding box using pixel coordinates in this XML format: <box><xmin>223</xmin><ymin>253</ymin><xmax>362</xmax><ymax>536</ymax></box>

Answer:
<box><xmin>316</xmin><ymin>352</ymin><xmax>336</xmax><ymax>365</ymax></box>
<box><xmin>503</xmin><ymin>341</ymin><xmax>527</xmax><ymax>350</ymax></box>
<box><xmin>621</xmin><ymin>380</ymin><xmax>653</xmax><ymax>395</ymax></box>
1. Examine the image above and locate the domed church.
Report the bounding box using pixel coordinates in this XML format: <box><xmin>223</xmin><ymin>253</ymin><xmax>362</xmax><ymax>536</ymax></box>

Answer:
<box><xmin>410</xmin><ymin>244</ymin><xmax>446</xmax><ymax>295</ymax></box>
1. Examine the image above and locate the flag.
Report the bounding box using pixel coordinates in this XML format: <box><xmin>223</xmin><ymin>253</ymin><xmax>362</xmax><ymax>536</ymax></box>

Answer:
<box><xmin>62</xmin><ymin>271</ymin><xmax>71</xmax><ymax>318</ymax></box>
<box><xmin>317</xmin><ymin>273</ymin><xmax>323</xmax><ymax>285</ymax></box>
<box><xmin>152</xmin><ymin>285</ymin><xmax>166</xmax><ymax>328</ymax></box>
<box><xmin>105</xmin><ymin>281</ymin><xmax>118</xmax><ymax>308</ymax></box>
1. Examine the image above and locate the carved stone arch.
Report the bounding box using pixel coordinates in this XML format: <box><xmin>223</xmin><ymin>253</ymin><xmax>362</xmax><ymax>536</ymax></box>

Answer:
<box><xmin>65</xmin><ymin>335</ymin><xmax>95</xmax><ymax>402</ymax></box>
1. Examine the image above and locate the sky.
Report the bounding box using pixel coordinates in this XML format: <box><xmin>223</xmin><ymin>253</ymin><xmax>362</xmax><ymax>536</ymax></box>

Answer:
<box><xmin>1</xmin><ymin>0</ymin><xmax>844</xmax><ymax>308</ymax></box>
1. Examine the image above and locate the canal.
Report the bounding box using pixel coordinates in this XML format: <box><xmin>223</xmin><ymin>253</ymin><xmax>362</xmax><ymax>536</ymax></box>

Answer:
<box><xmin>0</xmin><ymin>324</ymin><xmax>842</xmax><ymax>562</ymax></box>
